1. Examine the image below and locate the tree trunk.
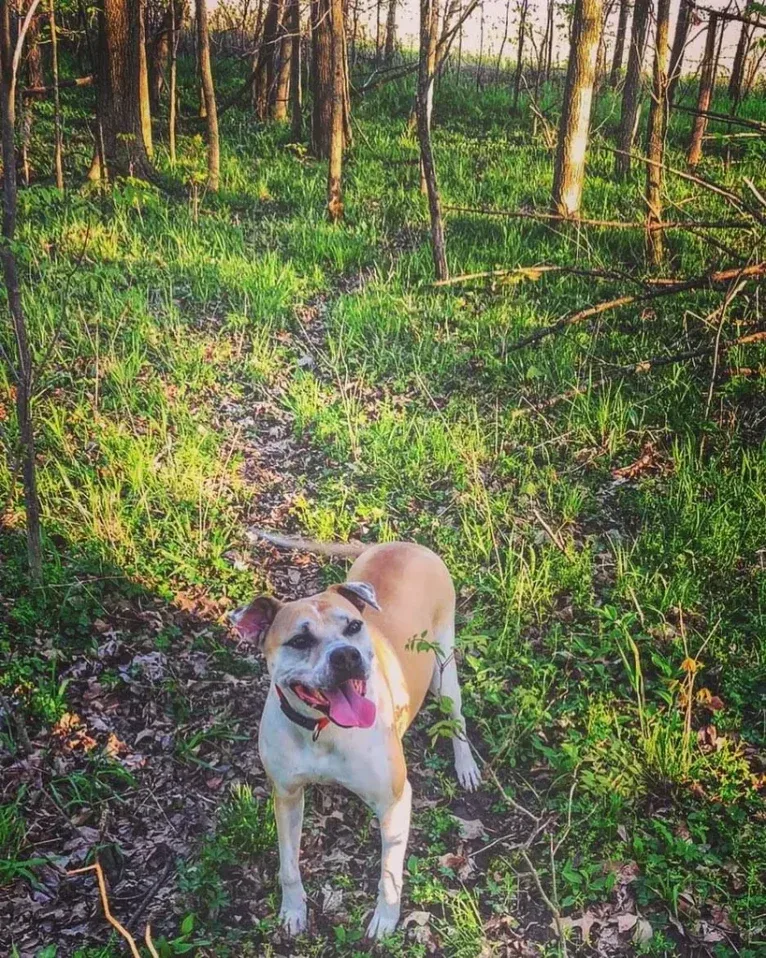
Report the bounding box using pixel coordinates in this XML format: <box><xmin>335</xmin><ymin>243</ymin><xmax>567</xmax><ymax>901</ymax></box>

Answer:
<box><xmin>138</xmin><ymin>0</ymin><xmax>153</xmax><ymax>157</ymax></box>
<box><xmin>384</xmin><ymin>0</ymin><xmax>397</xmax><ymax>61</ymax></box>
<box><xmin>288</xmin><ymin>0</ymin><xmax>301</xmax><ymax>137</ymax></box>
<box><xmin>196</xmin><ymin>0</ymin><xmax>219</xmax><ymax>190</ymax></box>
<box><xmin>687</xmin><ymin>12</ymin><xmax>718</xmax><ymax>168</ymax></box>
<box><xmin>545</xmin><ymin>0</ymin><xmax>554</xmax><ymax>79</ymax></box>
<box><xmin>148</xmin><ymin>4</ymin><xmax>172</xmax><ymax>113</ymax></box>
<box><xmin>326</xmin><ymin>0</ymin><xmax>344</xmax><ymax>221</ymax></box>
<box><xmin>668</xmin><ymin>0</ymin><xmax>693</xmax><ymax>105</ymax></box>
<box><xmin>728</xmin><ymin>10</ymin><xmax>752</xmax><ymax>106</ymax></box>
<box><xmin>311</xmin><ymin>0</ymin><xmax>333</xmax><ymax>156</ymax></box>
<box><xmin>512</xmin><ymin>0</ymin><xmax>529</xmax><ymax>110</ymax></box>
<box><xmin>254</xmin><ymin>0</ymin><xmax>282</xmax><ymax>119</ymax></box>
<box><xmin>96</xmin><ymin>0</ymin><xmax>154</xmax><ymax>179</ymax></box>
<box><xmin>169</xmin><ymin>0</ymin><xmax>178</xmax><ymax>163</ymax></box>
<box><xmin>273</xmin><ymin>20</ymin><xmax>291</xmax><ymax>119</ymax></box>
<box><xmin>609</xmin><ymin>0</ymin><xmax>630</xmax><ymax>85</ymax></box>
<box><xmin>551</xmin><ymin>0</ymin><xmax>603</xmax><ymax>217</ymax></box>
<box><xmin>645</xmin><ymin>0</ymin><xmax>670</xmax><ymax>266</ymax></box>
<box><xmin>615</xmin><ymin>0</ymin><xmax>650</xmax><ymax>177</ymax></box>
<box><xmin>495</xmin><ymin>0</ymin><xmax>511</xmax><ymax>79</ymax></box>
<box><xmin>0</xmin><ymin>0</ymin><xmax>43</xmax><ymax>584</ymax></box>
<box><xmin>417</xmin><ymin>0</ymin><xmax>448</xmax><ymax>279</ymax></box>
<box><xmin>49</xmin><ymin>0</ymin><xmax>63</xmax><ymax>189</ymax></box>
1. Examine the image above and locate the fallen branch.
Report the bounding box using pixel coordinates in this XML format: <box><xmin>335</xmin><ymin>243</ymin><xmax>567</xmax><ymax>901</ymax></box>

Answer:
<box><xmin>507</xmin><ymin>262</ymin><xmax>766</xmax><ymax>352</ymax></box>
<box><xmin>512</xmin><ymin>327</ymin><xmax>766</xmax><ymax>417</ymax></box>
<box><xmin>443</xmin><ymin>204</ymin><xmax>753</xmax><ymax>231</ymax></box>
<box><xmin>22</xmin><ymin>74</ymin><xmax>93</xmax><ymax>97</ymax></box>
<box><xmin>432</xmin><ymin>264</ymin><xmax>686</xmax><ymax>289</ymax></box>
<box><xmin>68</xmin><ymin>860</ymin><xmax>161</xmax><ymax>958</ymax></box>
<box><xmin>673</xmin><ymin>103</ymin><xmax>766</xmax><ymax>133</ymax></box>
<box><xmin>520</xmin><ymin>849</ymin><xmax>568</xmax><ymax>953</ymax></box>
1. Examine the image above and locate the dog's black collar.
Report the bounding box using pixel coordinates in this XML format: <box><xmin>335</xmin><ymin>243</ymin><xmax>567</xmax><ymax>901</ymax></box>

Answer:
<box><xmin>275</xmin><ymin>685</ymin><xmax>329</xmax><ymax>742</ymax></box>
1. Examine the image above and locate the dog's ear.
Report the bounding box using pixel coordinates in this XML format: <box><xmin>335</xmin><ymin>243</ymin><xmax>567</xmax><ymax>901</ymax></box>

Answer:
<box><xmin>229</xmin><ymin>596</ymin><xmax>282</xmax><ymax>646</ymax></box>
<box><xmin>330</xmin><ymin>581</ymin><xmax>381</xmax><ymax>613</ymax></box>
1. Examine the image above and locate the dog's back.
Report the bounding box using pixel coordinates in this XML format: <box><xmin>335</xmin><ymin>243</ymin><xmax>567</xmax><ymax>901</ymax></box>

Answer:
<box><xmin>347</xmin><ymin>542</ymin><xmax>454</xmax><ymax>726</ymax></box>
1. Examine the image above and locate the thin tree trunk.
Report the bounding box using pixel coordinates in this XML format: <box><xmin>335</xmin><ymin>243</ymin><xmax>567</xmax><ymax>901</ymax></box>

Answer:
<box><xmin>196</xmin><ymin>0</ymin><xmax>219</xmax><ymax>190</ymax></box>
<box><xmin>712</xmin><ymin>16</ymin><xmax>726</xmax><ymax>93</ymax></box>
<box><xmin>288</xmin><ymin>0</ymin><xmax>301</xmax><ymax>137</ymax></box>
<box><xmin>49</xmin><ymin>0</ymin><xmax>63</xmax><ymax>189</ymax></box>
<box><xmin>615</xmin><ymin>0</ymin><xmax>650</xmax><ymax>177</ymax></box>
<box><xmin>645</xmin><ymin>0</ymin><xmax>671</xmax><ymax>265</ymax></box>
<box><xmin>327</xmin><ymin>0</ymin><xmax>344</xmax><ymax>221</ymax></box>
<box><xmin>513</xmin><ymin>0</ymin><xmax>530</xmax><ymax>110</ymax></box>
<box><xmin>0</xmin><ymin>0</ymin><xmax>43</xmax><ymax>584</ymax></box>
<box><xmin>169</xmin><ymin>0</ymin><xmax>178</xmax><ymax>164</ymax></box>
<box><xmin>417</xmin><ymin>0</ymin><xmax>448</xmax><ymax>279</ymax></box>
<box><xmin>148</xmin><ymin>4</ymin><xmax>171</xmax><ymax>113</ymax></box>
<box><xmin>545</xmin><ymin>0</ymin><xmax>554</xmax><ymax>80</ymax></box>
<box><xmin>274</xmin><ymin>20</ymin><xmax>291</xmax><ymax>119</ymax></box>
<box><xmin>311</xmin><ymin>0</ymin><xmax>333</xmax><ymax>156</ymax></box>
<box><xmin>495</xmin><ymin>0</ymin><xmax>511</xmax><ymax>79</ymax></box>
<box><xmin>609</xmin><ymin>0</ymin><xmax>629</xmax><ymax>84</ymax></box>
<box><xmin>476</xmin><ymin>0</ymin><xmax>484</xmax><ymax>91</ymax></box>
<box><xmin>687</xmin><ymin>12</ymin><xmax>718</xmax><ymax>168</ymax></box>
<box><xmin>668</xmin><ymin>0</ymin><xmax>693</xmax><ymax>104</ymax></box>
<box><xmin>551</xmin><ymin>0</ymin><xmax>603</xmax><ymax>217</ymax></box>
<box><xmin>138</xmin><ymin>0</ymin><xmax>153</xmax><ymax>156</ymax></box>
<box><xmin>728</xmin><ymin>10</ymin><xmax>752</xmax><ymax>106</ymax></box>
<box><xmin>255</xmin><ymin>0</ymin><xmax>282</xmax><ymax>119</ymax></box>
<box><xmin>595</xmin><ymin>0</ymin><xmax>613</xmax><ymax>85</ymax></box>
<box><xmin>375</xmin><ymin>0</ymin><xmax>382</xmax><ymax>62</ymax></box>
<box><xmin>384</xmin><ymin>0</ymin><xmax>397</xmax><ymax>61</ymax></box>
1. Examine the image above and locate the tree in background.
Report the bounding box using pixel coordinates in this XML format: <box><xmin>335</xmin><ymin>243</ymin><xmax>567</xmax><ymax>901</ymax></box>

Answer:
<box><xmin>94</xmin><ymin>0</ymin><xmax>154</xmax><ymax>179</ymax></box>
<box><xmin>274</xmin><ymin>15</ymin><xmax>292</xmax><ymax>119</ymax></box>
<box><xmin>615</xmin><ymin>0</ymin><xmax>651</xmax><ymax>177</ymax></box>
<box><xmin>0</xmin><ymin>0</ymin><xmax>43</xmax><ymax>583</ymax></box>
<box><xmin>417</xmin><ymin>0</ymin><xmax>448</xmax><ymax>278</ymax></box>
<box><xmin>327</xmin><ymin>0</ymin><xmax>345</xmax><ymax>221</ymax></box>
<box><xmin>668</xmin><ymin>0</ymin><xmax>694</xmax><ymax>104</ymax></box>
<box><xmin>609</xmin><ymin>0</ymin><xmax>630</xmax><ymax>84</ymax></box>
<box><xmin>288</xmin><ymin>0</ymin><xmax>301</xmax><ymax>137</ymax></box>
<box><xmin>311</xmin><ymin>0</ymin><xmax>332</xmax><ymax>156</ymax></box>
<box><xmin>196</xmin><ymin>0</ymin><xmax>219</xmax><ymax>190</ymax></box>
<box><xmin>645</xmin><ymin>0</ymin><xmax>670</xmax><ymax>265</ymax></box>
<box><xmin>551</xmin><ymin>0</ymin><xmax>603</xmax><ymax>217</ymax></box>
<box><xmin>512</xmin><ymin>0</ymin><xmax>530</xmax><ymax>112</ymax></box>
<box><xmin>687</xmin><ymin>12</ymin><xmax>718</xmax><ymax>168</ymax></box>
<box><xmin>384</xmin><ymin>0</ymin><xmax>397</xmax><ymax>62</ymax></box>
<box><xmin>254</xmin><ymin>0</ymin><xmax>281</xmax><ymax>119</ymax></box>
<box><xmin>728</xmin><ymin>5</ymin><xmax>755</xmax><ymax>107</ymax></box>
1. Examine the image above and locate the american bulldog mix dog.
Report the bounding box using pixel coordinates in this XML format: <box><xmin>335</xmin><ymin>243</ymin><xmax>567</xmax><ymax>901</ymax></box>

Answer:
<box><xmin>231</xmin><ymin>539</ymin><xmax>481</xmax><ymax>939</ymax></box>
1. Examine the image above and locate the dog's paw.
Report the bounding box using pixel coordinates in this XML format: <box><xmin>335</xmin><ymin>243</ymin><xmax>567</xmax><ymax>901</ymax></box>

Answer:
<box><xmin>279</xmin><ymin>903</ymin><xmax>308</xmax><ymax>936</ymax></box>
<box><xmin>454</xmin><ymin>746</ymin><xmax>482</xmax><ymax>792</ymax></box>
<box><xmin>366</xmin><ymin>902</ymin><xmax>400</xmax><ymax>939</ymax></box>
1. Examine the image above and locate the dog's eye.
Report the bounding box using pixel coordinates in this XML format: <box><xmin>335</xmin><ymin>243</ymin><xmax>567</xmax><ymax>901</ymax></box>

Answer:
<box><xmin>287</xmin><ymin>633</ymin><xmax>315</xmax><ymax>651</ymax></box>
<box><xmin>344</xmin><ymin>619</ymin><xmax>362</xmax><ymax>636</ymax></box>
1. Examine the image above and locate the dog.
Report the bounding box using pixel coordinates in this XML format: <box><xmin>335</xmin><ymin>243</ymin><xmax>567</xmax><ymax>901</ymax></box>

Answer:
<box><xmin>231</xmin><ymin>538</ymin><xmax>481</xmax><ymax>939</ymax></box>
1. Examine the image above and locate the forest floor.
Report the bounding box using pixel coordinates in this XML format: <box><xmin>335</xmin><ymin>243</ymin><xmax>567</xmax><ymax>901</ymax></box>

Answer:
<box><xmin>1</xmin><ymin>67</ymin><xmax>766</xmax><ymax>958</ymax></box>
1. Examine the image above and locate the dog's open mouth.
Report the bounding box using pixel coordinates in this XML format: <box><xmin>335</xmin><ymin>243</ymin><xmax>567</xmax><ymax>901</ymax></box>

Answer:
<box><xmin>291</xmin><ymin>679</ymin><xmax>376</xmax><ymax>729</ymax></box>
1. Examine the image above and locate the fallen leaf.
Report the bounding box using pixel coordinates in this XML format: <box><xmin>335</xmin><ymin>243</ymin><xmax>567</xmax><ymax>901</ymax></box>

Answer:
<box><xmin>453</xmin><ymin>816</ymin><xmax>486</xmax><ymax>841</ymax></box>
<box><xmin>617</xmin><ymin>913</ymin><xmax>638</xmax><ymax>932</ymax></box>
<box><xmin>634</xmin><ymin>918</ymin><xmax>653</xmax><ymax>943</ymax></box>
<box><xmin>558</xmin><ymin>911</ymin><xmax>599</xmax><ymax>943</ymax></box>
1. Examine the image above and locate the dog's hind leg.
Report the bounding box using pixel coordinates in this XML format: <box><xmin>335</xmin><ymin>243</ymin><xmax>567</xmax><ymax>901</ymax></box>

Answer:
<box><xmin>274</xmin><ymin>785</ymin><xmax>307</xmax><ymax>934</ymax></box>
<box><xmin>429</xmin><ymin>619</ymin><xmax>482</xmax><ymax>791</ymax></box>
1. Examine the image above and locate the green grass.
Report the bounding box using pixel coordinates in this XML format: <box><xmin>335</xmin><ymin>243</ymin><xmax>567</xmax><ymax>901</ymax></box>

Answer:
<box><xmin>1</xmin><ymin>58</ymin><xmax>766</xmax><ymax>957</ymax></box>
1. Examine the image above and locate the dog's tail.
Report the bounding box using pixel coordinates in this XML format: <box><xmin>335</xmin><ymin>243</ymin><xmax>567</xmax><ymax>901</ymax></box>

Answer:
<box><xmin>247</xmin><ymin>527</ymin><xmax>369</xmax><ymax>558</ymax></box>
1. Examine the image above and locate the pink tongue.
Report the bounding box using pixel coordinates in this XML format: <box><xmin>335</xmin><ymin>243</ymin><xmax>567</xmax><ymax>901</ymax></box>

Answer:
<box><xmin>324</xmin><ymin>681</ymin><xmax>376</xmax><ymax>728</ymax></box>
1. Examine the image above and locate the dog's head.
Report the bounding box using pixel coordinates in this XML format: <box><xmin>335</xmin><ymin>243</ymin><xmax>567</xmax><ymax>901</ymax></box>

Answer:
<box><xmin>229</xmin><ymin>582</ymin><xmax>380</xmax><ymax>729</ymax></box>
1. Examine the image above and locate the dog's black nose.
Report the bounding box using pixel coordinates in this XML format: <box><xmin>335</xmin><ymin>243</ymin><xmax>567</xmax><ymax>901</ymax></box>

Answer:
<box><xmin>329</xmin><ymin>644</ymin><xmax>363</xmax><ymax>677</ymax></box>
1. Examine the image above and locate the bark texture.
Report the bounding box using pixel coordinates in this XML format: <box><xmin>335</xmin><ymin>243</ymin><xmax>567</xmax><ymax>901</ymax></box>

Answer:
<box><xmin>254</xmin><ymin>0</ymin><xmax>282</xmax><ymax>119</ymax></box>
<box><xmin>551</xmin><ymin>0</ymin><xmax>603</xmax><ymax>217</ymax></box>
<box><xmin>384</xmin><ymin>0</ymin><xmax>397</xmax><ymax>61</ymax></box>
<box><xmin>96</xmin><ymin>0</ymin><xmax>153</xmax><ymax>178</ymax></box>
<box><xmin>615</xmin><ymin>0</ymin><xmax>650</xmax><ymax>177</ymax></box>
<box><xmin>326</xmin><ymin>0</ymin><xmax>345</xmax><ymax>221</ymax></box>
<box><xmin>687</xmin><ymin>13</ymin><xmax>718</xmax><ymax>168</ymax></box>
<box><xmin>609</xmin><ymin>0</ymin><xmax>630</xmax><ymax>84</ymax></box>
<box><xmin>668</xmin><ymin>0</ymin><xmax>694</xmax><ymax>104</ymax></box>
<box><xmin>645</xmin><ymin>0</ymin><xmax>671</xmax><ymax>265</ymax></box>
<box><xmin>273</xmin><ymin>19</ymin><xmax>292</xmax><ymax>119</ymax></box>
<box><xmin>311</xmin><ymin>0</ymin><xmax>333</xmax><ymax>156</ymax></box>
<box><xmin>512</xmin><ymin>0</ymin><xmax>530</xmax><ymax>111</ymax></box>
<box><xmin>417</xmin><ymin>0</ymin><xmax>448</xmax><ymax>279</ymax></box>
<box><xmin>288</xmin><ymin>0</ymin><xmax>302</xmax><ymax>136</ymax></box>
<box><xmin>196</xmin><ymin>0</ymin><xmax>219</xmax><ymax>190</ymax></box>
<box><xmin>728</xmin><ymin>10</ymin><xmax>753</xmax><ymax>105</ymax></box>
<box><xmin>49</xmin><ymin>0</ymin><xmax>63</xmax><ymax>188</ymax></box>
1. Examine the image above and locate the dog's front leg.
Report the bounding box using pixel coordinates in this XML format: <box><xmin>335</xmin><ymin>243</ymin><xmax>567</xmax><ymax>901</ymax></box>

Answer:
<box><xmin>367</xmin><ymin>778</ymin><xmax>412</xmax><ymax>939</ymax></box>
<box><xmin>274</xmin><ymin>785</ymin><xmax>307</xmax><ymax>934</ymax></box>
